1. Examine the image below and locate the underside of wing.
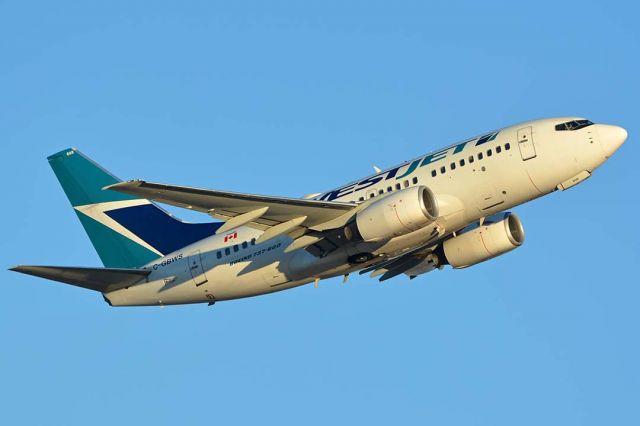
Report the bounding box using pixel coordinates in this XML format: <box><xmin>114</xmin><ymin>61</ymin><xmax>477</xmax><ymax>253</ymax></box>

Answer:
<box><xmin>358</xmin><ymin>226</ymin><xmax>445</xmax><ymax>281</ymax></box>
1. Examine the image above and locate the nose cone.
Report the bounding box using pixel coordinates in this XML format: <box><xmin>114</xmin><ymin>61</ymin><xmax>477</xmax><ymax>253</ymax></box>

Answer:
<box><xmin>598</xmin><ymin>124</ymin><xmax>628</xmax><ymax>158</ymax></box>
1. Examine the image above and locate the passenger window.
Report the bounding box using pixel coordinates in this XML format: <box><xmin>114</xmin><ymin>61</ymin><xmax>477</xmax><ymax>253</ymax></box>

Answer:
<box><xmin>431</xmin><ymin>170</ymin><xmax>436</xmax><ymax>177</ymax></box>
<box><xmin>505</xmin><ymin>143</ymin><xmax>511</xmax><ymax>150</ymax></box>
<box><xmin>487</xmin><ymin>149</ymin><xmax>492</xmax><ymax>157</ymax></box>
<box><xmin>216</xmin><ymin>251</ymin><xmax>222</xmax><ymax>259</ymax></box>
<box><xmin>478</xmin><ymin>152</ymin><xmax>484</xmax><ymax>160</ymax></box>
<box><xmin>359</xmin><ymin>196</ymin><xmax>364</xmax><ymax>202</ymax></box>
<box><xmin>496</xmin><ymin>146</ymin><xmax>502</xmax><ymax>153</ymax></box>
<box><xmin>403</xmin><ymin>180</ymin><xmax>409</xmax><ymax>188</ymax></box>
<box><xmin>412</xmin><ymin>177</ymin><xmax>418</xmax><ymax>184</ymax></box>
<box><xmin>468</xmin><ymin>156</ymin><xmax>474</xmax><ymax>164</ymax></box>
<box><xmin>225</xmin><ymin>247</ymin><xmax>231</xmax><ymax>255</ymax></box>
<box><xmin>460</xmin><ymin>159</ymin><xmax>465</xmax><ymax>166</ymax></box>
<box><xmin>369</xmin><ymin>193</ymin><xmax>375</xmax><ymax>198</ymax></box>
<box><xmin>233</xmin><ymin>245</ymin><xmax>239</xmax><ymax>252</ymax></box>
<box><xmin>387</xmin><ymin>186</ymin><xmax>393</xmax><ymax>192</ymax></box>
<box><xmin>378</xmin><ymin>189</ymin><xmax>384</xmax><ymax>195</ymax></box>
<box><xmin>251</xmin><ymin>238</ymin><xmax>256</xmax><ymax>245</ymax></box>
<box><xmin>450</xmin><ymin>162</ymin><xmax>456</xmax><ymax>170</ymax></box>
<box><xmin>395</xmin><ymin>183</ymin><xmax>401</xmax><ymax>190</ymax></box>
<box><xmin>242</xmin><ymin>241</ymin><xmax>248</xmax><ymax>249</ymax></box>
<box><xmin>440</xmin><ymin>166</ymin><xmax>446</xmax><ymax>174</ymax></box>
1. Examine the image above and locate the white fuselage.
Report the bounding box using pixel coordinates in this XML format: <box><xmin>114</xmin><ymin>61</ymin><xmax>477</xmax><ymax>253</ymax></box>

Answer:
<box><xmin>104</xmin><ymin>117</ymin><xmax>623</xmax><ymax>306</ymax></box>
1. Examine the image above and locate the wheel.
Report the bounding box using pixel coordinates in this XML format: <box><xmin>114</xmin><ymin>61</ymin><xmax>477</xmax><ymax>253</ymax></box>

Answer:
<box><xmin>348</xmin><ymin>252</ymin><xmax>374</xmax><ymax>264</ymax></box>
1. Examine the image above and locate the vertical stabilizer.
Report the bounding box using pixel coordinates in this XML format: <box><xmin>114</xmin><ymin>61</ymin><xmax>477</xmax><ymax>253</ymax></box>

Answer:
<box><xmin>48</xmin><ymin>148</ymin><xmax>221</xmax><ymax>268</ymax></box>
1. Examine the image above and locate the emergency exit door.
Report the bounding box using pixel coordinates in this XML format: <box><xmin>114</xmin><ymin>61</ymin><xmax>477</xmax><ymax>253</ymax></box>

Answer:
<box><xmin>188</xmin><ymin>251</ymin><xmax>208</xmax><ymax>286</ymax></box>
<box><xmin>517</xmin><ymin>126</ymin><xmax>537</xmax><ymax>160</ymax></box>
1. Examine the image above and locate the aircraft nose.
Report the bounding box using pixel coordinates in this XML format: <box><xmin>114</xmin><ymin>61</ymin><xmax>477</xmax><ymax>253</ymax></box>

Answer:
<box><xmin>598</xmin><ymin>124</ymin><xmax>628</xmax><ymax>158</ymax></box>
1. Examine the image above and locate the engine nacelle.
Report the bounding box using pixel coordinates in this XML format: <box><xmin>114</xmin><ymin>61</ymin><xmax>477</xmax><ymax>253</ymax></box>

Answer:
<box><xmin>346</xmin><ymin>186</ymin><xmax>439</xmax><ymax>242</ymax></box>
<box><xmin>440</xmin><ymin>212</ymin><xmax>525</xmax><ymax>268</ymax></box>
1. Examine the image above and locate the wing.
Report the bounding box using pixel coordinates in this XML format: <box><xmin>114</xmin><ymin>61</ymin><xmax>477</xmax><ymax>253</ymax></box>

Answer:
<box><xmin>106</xmin><ymin>180</ymin><xmax>358</xmax><ymax>252</ymax></box>
<box><xmin>10</xmin><ymin>265</ymin><xmax>151</xmax><ymax>293</ymax></box>
<box><xmin>358</xmin><ymin>226</ymin><xmax>445</xmax><ymax>281</ymax></box>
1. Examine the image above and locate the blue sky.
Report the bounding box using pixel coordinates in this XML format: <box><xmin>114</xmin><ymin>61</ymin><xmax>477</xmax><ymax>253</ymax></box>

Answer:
<box><xmin>1</xmin><ymin>1</ymin><xmax>638</xmax><ymax>424</ymax></box>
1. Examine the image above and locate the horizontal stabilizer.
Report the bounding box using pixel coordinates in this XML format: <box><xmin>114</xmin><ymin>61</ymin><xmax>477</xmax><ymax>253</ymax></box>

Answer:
<box><xmin>10</xmin><ymin>265</ymin><xmax>151</xmax><ymax>293</ymax></box>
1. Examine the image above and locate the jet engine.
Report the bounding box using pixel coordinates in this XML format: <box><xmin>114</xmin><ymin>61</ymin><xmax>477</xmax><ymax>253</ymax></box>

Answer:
<box><xmin>345</xmin><ymin>186</ymin><xmax>439</xmax><ymax>242</ymax></box>
<box><xmin>439</xmin><ymin>212</ymin><xmax>525</xmax><ymax>268</ymax></box>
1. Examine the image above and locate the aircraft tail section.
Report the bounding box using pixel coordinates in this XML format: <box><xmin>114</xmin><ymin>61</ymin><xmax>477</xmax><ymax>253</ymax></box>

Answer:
<box><xmin>9</xmin><ymin>265</ymin><xmax>150</xmax><ymax>293</ymax></box>
<box><xmin>47</xmin><ymin>148</ymin><xmax>222</xmax><ymax>268</ymax></box>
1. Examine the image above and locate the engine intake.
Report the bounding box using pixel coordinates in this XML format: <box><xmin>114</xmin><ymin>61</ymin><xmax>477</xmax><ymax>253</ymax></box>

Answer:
<box><xmin>345</xmin><ymin>186</ymin><xmax>439</xmax><ymax>242</ymax></box>
<box><xmin>440</xmin><ymin>212</ymin><xmax>525</xmax><ymax>268</ymax></box>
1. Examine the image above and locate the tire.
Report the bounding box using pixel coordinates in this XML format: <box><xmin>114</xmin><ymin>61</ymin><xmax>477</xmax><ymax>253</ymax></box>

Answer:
<box><xmin>348</xmin><ymin>252</ymin><xmax>374</xmax><ymax>264</ymax></box>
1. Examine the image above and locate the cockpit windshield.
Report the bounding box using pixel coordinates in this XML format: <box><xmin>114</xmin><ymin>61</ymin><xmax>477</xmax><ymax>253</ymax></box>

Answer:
<box><xmin>555</xmin><ymin>119</ymin><xmax>594</xmax><ymax>131</ymax></box>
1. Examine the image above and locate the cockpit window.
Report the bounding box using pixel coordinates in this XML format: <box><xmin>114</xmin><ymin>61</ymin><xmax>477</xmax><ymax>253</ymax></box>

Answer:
<box><xmin>555</xmin><ymin>119</ymin><xmax>594</xmax><ymax>131</ymax></box>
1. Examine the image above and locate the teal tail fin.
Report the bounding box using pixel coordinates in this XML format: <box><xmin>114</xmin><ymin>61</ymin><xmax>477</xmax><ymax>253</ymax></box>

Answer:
<box><xmin>48</xmin><ymin>148</ymin><xmax>222</xmax><ymax>268</ymax></box>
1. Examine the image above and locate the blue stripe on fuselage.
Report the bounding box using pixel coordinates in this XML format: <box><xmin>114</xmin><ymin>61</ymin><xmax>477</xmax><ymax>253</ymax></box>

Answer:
<box><xmin>317</xmin><ymin>130</ymin><xmax>501</xmax><ymax>201</ymax></box>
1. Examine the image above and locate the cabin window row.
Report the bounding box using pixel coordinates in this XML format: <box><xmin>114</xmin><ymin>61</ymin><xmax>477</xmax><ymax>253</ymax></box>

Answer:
<box><xmin>216</xmin><ymin>238</ymin><xmax>256</xmax><ymax>259</ymax></box>
<box><xmin>430</xmin><ymin>142</ymin><xmax>511</xmax><ymax>177</ymax></box>
<box><xmin>355</xmin><ymin>141</ymin><xmax>511</xmax><ymax>202</ymax></box>
<box><xmin>357</xmin><ymin>176</ymin><xmax>419</xmax><ymax>201</ymax></box>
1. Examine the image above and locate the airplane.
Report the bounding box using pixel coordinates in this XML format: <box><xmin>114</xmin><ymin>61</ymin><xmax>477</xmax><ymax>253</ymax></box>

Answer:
<box><xmin>10</xmin><ymin>117</ymin><xmax>627</xmax><ymax>307</ymax></box>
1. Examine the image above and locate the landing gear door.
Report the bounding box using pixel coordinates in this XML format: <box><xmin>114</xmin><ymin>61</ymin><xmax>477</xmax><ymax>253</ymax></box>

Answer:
<box><xmin>188</xmin><ymin>250</ymin><xmax>208</xmax><ymax>286</ymax></box>
<box><xmin>517</xmin><ymin>126</ymin><xmax>537</xmax><ymax>160</ymax></box>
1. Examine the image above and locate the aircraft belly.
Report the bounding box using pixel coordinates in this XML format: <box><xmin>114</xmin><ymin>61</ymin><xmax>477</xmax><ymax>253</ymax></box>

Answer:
<box><xmin>204</xmin><ymin>242</ymin><xmax>294</xmax><ymax>300</ymax></box>
<box><xmin>105</xmin><ymin>277</ymin><xmax>206</xmax><ymax>306</ymax></box>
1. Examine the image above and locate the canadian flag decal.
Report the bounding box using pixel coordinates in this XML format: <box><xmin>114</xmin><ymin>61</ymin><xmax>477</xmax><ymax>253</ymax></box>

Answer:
<box><xmin>224</xmin><ymin>232</ymin><xmax>238</xmax><ymax>243</ymax></box>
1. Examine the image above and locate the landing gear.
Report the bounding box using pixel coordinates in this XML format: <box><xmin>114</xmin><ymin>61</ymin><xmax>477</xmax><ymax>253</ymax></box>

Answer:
<box><xmin>348</xmin><ymin>252</ymin><xmax>374</xmax><ymax>264</ymax></box>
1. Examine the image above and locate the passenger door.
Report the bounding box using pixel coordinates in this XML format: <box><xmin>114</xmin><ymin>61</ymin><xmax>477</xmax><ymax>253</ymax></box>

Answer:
<box><xmin>188</xmin><ymin>250</ymin><xmax>208</xmax><ymax>286</ymax></box>
<box><xmin>517</xmin><ymin>126</ymin><xmax>537</xmax><ymax>160</ymax></box>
